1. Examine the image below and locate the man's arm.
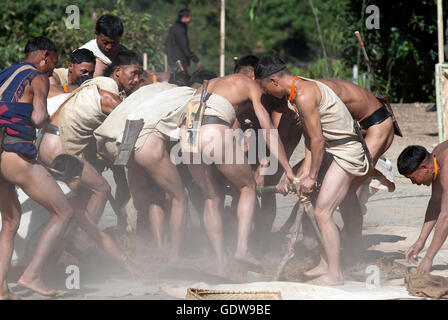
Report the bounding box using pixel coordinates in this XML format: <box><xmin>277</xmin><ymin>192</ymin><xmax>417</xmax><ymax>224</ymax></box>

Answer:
<box><xmin>419</xmin><ymin>193</ymin><xmax>440</xmax><ymax>243</ymax></box>
<box><xmin>294</xmin><ymin>87</ymin><xmax>325</xmax><ymax>193</ymax></box>
<box><xmin>93</xmin><ymin>59</ymin><xmax>107</xmax><ymax>77</ymax></box>
<box><xmin>31</xmin><ymin>73</ymin><xmax>50</xmax><ymax>129</ymax></box>
<box><xmin>417</xmin><ymin>168</ymin><xmax>448</xmax><ymax>273</ymax></box>
<box><xmin>249</xmin><ymin>82</ymin><xmax>294</xmax><ymax>182</ymax></box>
<box><xmin>99</xmin><ymin>89</ymin><xmax>122</xmax><ymax>115</ymax></box>
<box><xmin>297</xmin><ymin>131</ymin><xmax>312</xmax><ymax>178</ymax></box>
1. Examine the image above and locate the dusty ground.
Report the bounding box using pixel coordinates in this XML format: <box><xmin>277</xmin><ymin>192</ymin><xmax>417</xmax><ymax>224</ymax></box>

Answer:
<box><xmin>8</xmin><ymin>104</ymin><xmax>446</xmax><ymax>300</ymax></box>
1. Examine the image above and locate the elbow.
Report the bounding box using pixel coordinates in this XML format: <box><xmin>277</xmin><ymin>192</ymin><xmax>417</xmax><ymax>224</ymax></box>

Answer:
<box><xmin>32</xmin><ymin>114</ymin><xmax>49</xmax><ymax>129</ymax></box>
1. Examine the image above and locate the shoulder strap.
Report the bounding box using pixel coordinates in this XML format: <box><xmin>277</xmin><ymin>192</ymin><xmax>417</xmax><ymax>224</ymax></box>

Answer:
<box><xmin>0</xmin><ymin>65</ymin><xmax>37</xmax><ymax>100</ymax></box>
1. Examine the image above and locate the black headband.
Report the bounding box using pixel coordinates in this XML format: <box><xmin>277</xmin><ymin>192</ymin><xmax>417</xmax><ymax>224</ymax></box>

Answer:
<box><xmin>255</xmin><ymin>64</ymin><xmax>286</xmax><ymax>79</ymax></box>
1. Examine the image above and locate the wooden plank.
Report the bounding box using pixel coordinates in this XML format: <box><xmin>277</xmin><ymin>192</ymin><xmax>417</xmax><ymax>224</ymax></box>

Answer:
<box><xmin>113</xmin><ymin>119</ymin><xmax>144</xmax><ymax>166</ymax></box>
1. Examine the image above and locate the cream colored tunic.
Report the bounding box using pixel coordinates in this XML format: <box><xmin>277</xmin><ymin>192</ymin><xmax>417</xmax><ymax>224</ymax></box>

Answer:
<box><xmin>94</xmin><ymin>84</ymin><xmax>195</xmax><ymax>161</ymax></box>
<box><xmin>289</xmin><ymin>77</ymin><xmax>369</xmax><ymax>176</ymax></box>
<box><xmin>79</xmin><ymin>39</ymin><xmax>112</xmax><ymax>65</ymax></box>
<box><xmin>58</xmin><ymin>77</ymin><xmax>119</xmax><ymax>155</ymax></box>
<box><xmin>52</xmin><ymin>68</ymin><xmax>69</xmax><ymax>86</ymax></box>
<box><xmin>190</xmin><ymin>93</ymin><xmax>236</xmax><ymax>126</ymax></box>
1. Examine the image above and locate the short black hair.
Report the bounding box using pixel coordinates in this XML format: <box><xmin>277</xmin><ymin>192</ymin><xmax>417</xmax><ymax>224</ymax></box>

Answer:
<box><xmin>104</xmin><ymin>50</ymin><xmax>142</xmax><ymax>77</ymax></box>
<box><xmin>70</xmin><ymin>48</ymin><xmax>96</xmax><ymax>65</ymax></box>
<box><xmin>234</xmin><ymin>55</ymin><xmax>259</xmax><ymax>74</ymax></box>
<box><xmin>190</xmin><ymin>69</ymin><xmax>217</xmax><ymax>85</ymax></box>
<box><xmin>24</xmin><ymin>36</ymin><xmax>57</xmax><ymax>54</ymax></box>
<box><xmin>95</xmin><ymin>14</ymin><xmax>124</xmax><ymax>38</ymax></box>
<box><xmin>178</xmin><ymin>8</ymin><xmax>191</xmax><ymax>19</ymax></box>
<box><xmin>169</xmin><ymin>70</ymin><xmax>190</xmax><ymax>87</ymax></box>
<box><xmin>255</xmin><ymin>55</ymin><xmax>289</xmax><ymax>79</ymax></box>
<box><xmin>397</xmin><ymin>145</ymin><xmax>430</xmax><ymax>175</ymax></box>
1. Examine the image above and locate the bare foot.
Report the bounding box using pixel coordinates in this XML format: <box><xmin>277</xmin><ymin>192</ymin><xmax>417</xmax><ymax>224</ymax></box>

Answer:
<box><xmin>0</xmin><ymin>288</ymin><xmax>22</xmax><ymax>300</ymax></box>
<box><xmin>306</xmin><ymin>273</ymin><xmax>344</xmax><ymax>286</ymax></box>
<box><xmin>1</xmin><ymin>291</ymin><xmax>22</xmax><ymax>300</ymax></box>
<box><xmin>234</xmin><ymin>252</ymin><xmax>262</xmax><ymax>267</ymax></box>
<box><xmin>303</xmin><ymin>259</ymin><xmax>328</xmax><ymax>278</ymax></box>
<box><xmin>17</xmin><ymin>277</ymin><xmax>58</xmax><ymax>297</ymax></box>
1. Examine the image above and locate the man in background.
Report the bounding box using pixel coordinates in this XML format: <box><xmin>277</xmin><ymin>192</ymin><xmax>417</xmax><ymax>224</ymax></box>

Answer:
<box><xmin>164</xmin><ymin>8</ymin><xmax>202</xmax><ymax>74</ymax></box>
<box><xmin>79</xmin><ymin>14</ymin><xmax>127</xmax><ymax>77</ymax></box>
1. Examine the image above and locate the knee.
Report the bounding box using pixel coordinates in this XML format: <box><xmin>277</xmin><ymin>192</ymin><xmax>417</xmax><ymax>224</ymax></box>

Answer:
<box><xmin>94</xmin><ymin>179</ymin><xmax>111</xmax><ymax>197</ymax></box>
<box><xmin>313</xmin><ymin>206</ymin><xmax>332</xmax><ymax>224</ymax></box>
<box><xmin>172</xmin><ymin>190</ymin><xmax>187</xmax><ymax>208</ymax></box>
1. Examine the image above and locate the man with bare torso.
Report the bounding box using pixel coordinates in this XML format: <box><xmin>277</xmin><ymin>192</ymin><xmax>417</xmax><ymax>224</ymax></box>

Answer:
<box><xmin>185</xmin><ymin>72</ymin><xmax>296</xmax><ymax>271</ymax></box>
<box><xmin>398</xmin><ymin>143</ymin><xmax>448</xmax><ymax>274</ymax></box>
<box><xmin>37</xmin><ymin>50</ymin><xmax>142</xmax><ymax>278</ymax></box>
<box><xmin>232</xmin><ymin>55</ymin><xmax>302</xmax><ymax>249</ymax></box>
<box><xmin>0</xmin><ymin>37</ymin><xmax>76</xmax><ymax>299</ymax></box>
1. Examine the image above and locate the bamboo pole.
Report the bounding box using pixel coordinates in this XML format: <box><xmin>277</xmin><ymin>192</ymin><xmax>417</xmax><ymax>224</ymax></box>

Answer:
<box><xmin>219</xmin><ymin>0</ymin><xmax>226</xmax><ymax>76</ymax></box>
<box><xmin>438</xmin><ymin>0</ymin><xmax>444</xmax><ymax>64</ymax></box>
<box><xmin>143</xmin><ymin>53</ymin><xmax>147</xmax><ymax>70</ymax></box>
<box><xmin>437</xmin><ymin>0</ymin><xmax>445</xmax><ymax>142</ymax></box>
<box><xmin>164</xmin><ymin>54</ymin><xmax>168</xmax><ymax>72</ymax></box>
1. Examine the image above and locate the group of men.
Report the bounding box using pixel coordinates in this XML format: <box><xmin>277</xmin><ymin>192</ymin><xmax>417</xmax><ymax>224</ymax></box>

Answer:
<box><xmin>0</xmin><ymin>10</ymin><xmax>446</xmax><ymax>301</ymax></box>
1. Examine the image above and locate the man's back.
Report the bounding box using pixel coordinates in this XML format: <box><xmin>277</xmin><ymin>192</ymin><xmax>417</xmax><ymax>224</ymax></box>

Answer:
<box><xmin>200</xmin><ymin>74</ymin><xmax>260</xmax><ymax>108</ymax></box>
<box><xmin>318</xmin><ymin>78</ymin><xmax>381</xmax><ymax>121</ymax></box>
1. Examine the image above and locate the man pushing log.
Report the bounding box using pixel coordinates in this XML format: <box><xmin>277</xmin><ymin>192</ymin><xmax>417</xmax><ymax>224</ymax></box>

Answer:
<box><xmin>95</xmin><ymin>81</ymin><xmax>193</xmax><ymax>264</ymax></box>
<box><xmin>255</xmin><ymin>56</ymin><xmax>370</xmax><ymax>285</ymax></box>
<box><xmin>183</xmin><ymin>70</ymin><xmax>297</xmax><ymax>270</ymax></box>
<box><xmin>37</xmin><ymin>50</ymin><xmax>142</xmax><ymax>276</ymax></box>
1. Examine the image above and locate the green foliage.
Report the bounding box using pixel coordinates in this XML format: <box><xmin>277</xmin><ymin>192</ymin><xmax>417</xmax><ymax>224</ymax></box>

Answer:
<box><xmin>0</xmin><ymin>0</ymin><xmax>168</xmax><ymax>70</ymax></box>
<box><xmin>0</xmin><ymin>0</ymin><xmax>444</xmax><ymax>102</ymax></box>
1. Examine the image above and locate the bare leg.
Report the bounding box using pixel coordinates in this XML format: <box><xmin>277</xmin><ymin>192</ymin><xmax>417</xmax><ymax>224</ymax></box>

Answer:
<box><xmin>127</xmin><ymin>162</ymin><xmax>153</xmax><ymax>262</ymax></box>
<box><xmin>111</xmin><ymin>165</ymin><xmax>131</xmax><ymax>230</ymax></box>
<box><xmin>149</xmin><ymin>201</ymin><xmax>165</xmax><ymax>252</ymax></box>
<box><xmin>188</xmin><ymin>163</ymin><xmax>227</xmax><ymax>275</ymax></box>
<box><xmin>200</xmin><ymin>124</ymin><xmax>259</xmax><ymax>266</ymax></box>
<box><xmin>305</xmin><ymin>161</ymin><xmax>354</xmax><ymax>286</ymax></box>
<box><xmin>134</xmin><ymin>134</ymin><xmax>187</xmax><ymax>263</ymax></box>
<box><xmin>339</xmin><ymin>185</ymin><xmax>363</xmax><ymax>265</ymax></box>
<box><xmin>0</xmin><ymin>152</ymin><xmax>74</xmax><ymax>297</ymax></box>
<box><xmin>78</xmin><ymin>159</ymin><xmax>111</xmax><ymax>224</ymax></box>
<box><xmin>0</xmin><ymin>180</ymin><xmax>22</xmax><ymax>300</ymax></box>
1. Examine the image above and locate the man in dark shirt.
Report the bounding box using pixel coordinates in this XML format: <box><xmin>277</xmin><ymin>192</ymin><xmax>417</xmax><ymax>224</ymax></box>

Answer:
<box><xmin>164</xmin><ymin>8</ymin><xmax>202</xmax><ymax>74</ymax></box>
